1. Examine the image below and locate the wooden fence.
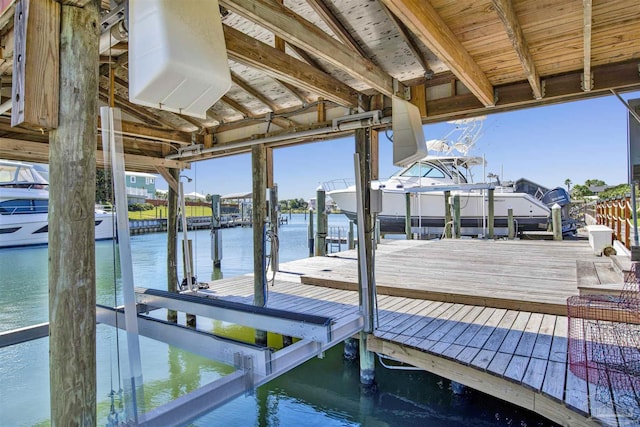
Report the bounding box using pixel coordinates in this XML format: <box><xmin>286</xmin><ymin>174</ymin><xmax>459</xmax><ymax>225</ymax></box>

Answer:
<box><xmin>596</xmin><ymin>196</ymin><xmax>632</xmax><ymax>249</ymax></box>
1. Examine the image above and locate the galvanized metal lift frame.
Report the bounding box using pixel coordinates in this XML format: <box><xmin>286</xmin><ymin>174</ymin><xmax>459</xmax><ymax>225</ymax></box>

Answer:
<box><xmin>94</xmin><ymin>288</ymin><xmax>364</xmax><ymax>426</ymax></box>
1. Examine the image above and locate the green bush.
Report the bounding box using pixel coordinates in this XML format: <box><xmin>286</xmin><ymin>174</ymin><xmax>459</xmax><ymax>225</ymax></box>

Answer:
<box><xmin>129</xmin><ymin>203</ymin><xmax>154</xmax><ymax>212</ymax></box>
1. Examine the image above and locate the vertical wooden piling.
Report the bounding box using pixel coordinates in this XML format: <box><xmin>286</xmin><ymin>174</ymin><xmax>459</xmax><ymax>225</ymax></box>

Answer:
<box><xmin>211</xmin><ymin>194</ymin><xmax>222</xmax><ymax>269</ymax></box>
<box><xmin>453</xmin><ymin>194</ymin><xmax>461</xmax><ymax>238</ymax></box>
<box><xmin>444</xmin><ymin>190</ymin><xmax>452</xmax><ymax>238</ymax></box>
<box><xmin>167</xmin><ymin>168</ymin><xmax>179</xmax><ymax>323</ymax></box>
<box><xmin>348</xmin><ymin>220</ymin><xmax>355</xmax><ymax>249</ymax></box>
<box><xmin>488</xmin><ymin>188</ymin><xmax>495</xmax><ymax>239</ymax></box>
<box><xmin>48</xmin><ymin>1</ymin><xmax>98</xmax><ymax>425</ymax></box>
<box><xmin>552</xmin><ymin>203</ymin><xmax>563</xmax><ymax>241</ymax></box>
<box><xmin>405</xmin><ymin>192</ymin><xmax>412</xmax><ymax>239</ymax></box>
<box><xmin>507</xmin><ymin>208</ymin><xmax>515</xmax><ymax>239</ymax></box>
<box><xmin>315</xmin><ymin>188</ymin><xmax>327</xmax><ymax>256</ymax></box>
<box><xmin>252</xmin><ymin>144</ymin><xmax>268</xmax><ymax>346</ymax></box>
<box><xmin>356</xmin><ymin>127</ymin><xmax>376</xmax><ymax>386</ymax></box>
<box><xmin>308</xmin><ymin>209</ymin><xmax>314</xmax><ymax>257</ymax></box>
<box><xmin>269</xmin><ymin>184</ymin><xmax>279</xmax><ymax>272</ymax></box>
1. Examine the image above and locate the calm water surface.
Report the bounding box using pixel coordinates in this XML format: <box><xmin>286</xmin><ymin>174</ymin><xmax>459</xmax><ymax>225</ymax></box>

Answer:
<box><xmin>0</xmin><ymin>214</ymin><xmax>558</xmax><ymax>426</ymax></box>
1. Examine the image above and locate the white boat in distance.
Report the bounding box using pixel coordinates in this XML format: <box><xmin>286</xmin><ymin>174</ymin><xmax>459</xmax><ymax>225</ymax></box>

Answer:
<box><xmin>0</xmin><ymin>160</ymin><xmax>114</xmax><ymax>248</ymax></box>
<box><xmin>326</xmin><ymin>154</ymin><xmax>560</xmax><ymax>237</ymax></box>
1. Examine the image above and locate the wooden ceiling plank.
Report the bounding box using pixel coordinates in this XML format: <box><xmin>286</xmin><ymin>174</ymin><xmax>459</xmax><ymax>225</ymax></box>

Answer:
<box><xmin>381</xmin><ymin>0</ymin><xmax>494</xmax><ymax>106</ymax></box>
<box><xmin>276</xmin><ymin>79</ymin><xmax>311</xmax><ymax>105</ymax></box>
<box><xmin>306</xmin><ymin>0</ymin><xmax>368</xmax><ymax>58</ymax></box>
<box><xmin>379</xmin><ymin>2</ymin><xmax>433</xmax><ymax>78</ymax></box>
<box><xmin>492</xmin><ymin>0</ymin><xmax>543</xmax><ymax>100</ymax></box>
<box><xmin>223</xmin><ymin>24</ymin><xmax>357</xmax><ymax>107</ymax></box>
<box><xmin>231</xmin><ymin>71</ymin><xmax>279</xmax><ymax>111</ymax></box>
<box><xmin>583</xmin><ymin>0</ymin><xmax>592</xmax><ymax>91</ymax></box>
<box><xmin>220</xmin><ymin>0</ymin><xmax>398</xmax><ymax>96</ymax></box>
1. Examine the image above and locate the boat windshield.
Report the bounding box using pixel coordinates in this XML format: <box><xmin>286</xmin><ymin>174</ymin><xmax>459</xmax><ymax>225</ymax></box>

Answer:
<box><xmin>400</xmin><ymin>163</ymin><xmax>446</xmax><ymax>179</ymax></box>
<box><xmin>0</xmin><ymin>163</ymin><xmax>48</xmax><ymax>188</ymax></box>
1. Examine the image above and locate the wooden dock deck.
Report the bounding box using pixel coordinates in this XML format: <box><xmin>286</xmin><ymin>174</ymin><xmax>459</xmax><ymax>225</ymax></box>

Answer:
<box><xmin>201</xmin><ymin>238</ymin><xmax>637</xmax><ymax>426</ymax></box>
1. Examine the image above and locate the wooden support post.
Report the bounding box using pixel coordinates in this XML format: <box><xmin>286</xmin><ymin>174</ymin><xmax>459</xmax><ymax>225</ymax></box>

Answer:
<box><xmin>355</xmin><ymin>127</ymin><xmax>376</xmax><ymax>386</ymax></box>
<box><xmin>269</xmin><ymin>184</ymin><xmax>279</xmax><ymax>272</ymax></box>
<box><xmin>48</xmin><ymin>2</ymin><xmax>98</xmax><ymax>425</ymax></box>
<box><xmin>453</xmin><ymin>194</ymin><xmax>461</xmax><ymax>238</ymax></box>
<box><xmin>315</xmin><ymin>188</ymin><xmax>327</xmax><ymax>256</ymax></box>
<box><xmin>211</xmin><ymin>194</ymin><xmax>222</xmax><ymax>269</ymax></box>
<box><xmin>167</xmin><ymin>167</ymin><xmax>179</xmax><ymax>323</ymax></box>
<box><xmin>308</xmin><ymin>209</ymin><xmax>314</xmax><ymax>257</ymax></box>
<box><xmin>444</xmin><ymin>190</ymin><xmax>452</xmax><ymax>238</ymax></box>
<box><xmin>552</xmin><ymin>203</ymin><xmax>562</xmax><ymax>241</ymax></box>
<box><xmin>348</xmin><ymin>220</ymin><xmax>355</xmax><ymax>249</ymax></box>
<box><xmin>252</xmin><ymin>144</ymin><xmax>268</xmax><ymax>346</ymax></box>
<box><xmin>12</xmin><ymin>0</ymin><xmax>60</xmax><ymax>129</ymax></box>
<box><xmin>488</xmin><ymin>188</ymin><xmax>495</xmax><ymax>239</ymax></box>
<box><xmin>405</xmin><ymin>192</ymin><xmax>412</xmax><ymax>239</ymax></box>
<box><xmin>508</xmin><ymin>208</ymin><xmax>515</xmax><ymax>239</ymax></box>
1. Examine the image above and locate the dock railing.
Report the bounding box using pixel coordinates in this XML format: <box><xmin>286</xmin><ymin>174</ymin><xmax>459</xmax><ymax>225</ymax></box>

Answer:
<box><xmin>595</xmin><ymin>195</ymin><xmax>633</xmax><ymax>249</ymax></box>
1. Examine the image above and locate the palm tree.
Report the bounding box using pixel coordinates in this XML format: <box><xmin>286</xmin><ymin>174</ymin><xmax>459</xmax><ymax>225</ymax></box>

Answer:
<box><xmin>564</xmin><ymin>178</ymin><xmax>572</xmax><ymax>192</ymax></box>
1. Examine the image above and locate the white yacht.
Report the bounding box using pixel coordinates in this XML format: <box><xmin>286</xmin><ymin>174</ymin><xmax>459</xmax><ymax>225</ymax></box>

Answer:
<box><xmin>327</xmin><ymin>154</ymin><xmax>560</xmax><ymax>237</ymax></box>
<box><xmin>0</xmin><ymin>160</ymin><xmax>114</xmax><ymax>248</ymax></box>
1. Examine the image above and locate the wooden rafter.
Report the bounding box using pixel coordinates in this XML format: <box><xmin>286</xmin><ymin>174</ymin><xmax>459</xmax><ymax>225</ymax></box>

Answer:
<box><xmin>222</xmin><ymin>95</ymin><xmax>253</xmax><ymax>118</ymax></box>
<box><xmin>381</xmin><ymin>0</ymin><xmax>494</xmax><ymax>106</ymax></box>
<box><xmin>287</xmin><ymin>44</ymin><xmax>325</xmax><ymax>71</ymax></box>
<box><xmin>231</xmin><ymin>71</ymin><xmax>279</xmax><ymax>111</ymax></box>
<box><xmin>223</xmin><ymin>24</ymin><xmax>358</xmax><ymax>107</ymax></box>
<box><xmin>306</xmin><ymin>0</ymin><xmax>368</xmax><ymax>58</ymax></box>
<box><xmin>583</xmin><ymin>0</ymin><xmax>593</xmax><ymax>91</ymax></box>
<box><xmin>220</xmin><ymin>0</ymin><xmax>399</xmax><ymax>97</ymax></box>
<box><xmin>98</xmin><ymin>87</ymin><xmax>164</xmax><ymax>128</ymax></box>
<box><xmin>492</xmin><ymin>0</ymin><xmax>543</xmax><ymax>100</ymax></box>
<box><xmin>379</xmin><ymin>2</ymin><xmax>433</xmax><ymax>78</ymax></box>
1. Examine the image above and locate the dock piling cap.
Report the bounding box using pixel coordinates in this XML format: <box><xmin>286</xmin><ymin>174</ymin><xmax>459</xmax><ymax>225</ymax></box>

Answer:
<box><xmin>551</xmin><ymin>203</ymin><xmax>561</xmax><ymax>210</ymax></box>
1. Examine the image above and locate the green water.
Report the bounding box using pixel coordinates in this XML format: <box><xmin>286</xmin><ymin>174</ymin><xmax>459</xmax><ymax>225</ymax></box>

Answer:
<box><xmin>0</xmin><ymin>214</ymin><xmax>558</xmax><ymax>426</ymax></box>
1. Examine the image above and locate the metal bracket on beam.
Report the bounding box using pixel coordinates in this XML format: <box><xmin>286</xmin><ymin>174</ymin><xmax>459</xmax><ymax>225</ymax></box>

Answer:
<box><xmin>101</xmin><ymin>2</ymin><xmax>127</xmax><ymax>33</ymax></box>
<box><xmin>177</xmin><ymin>143</ymin><xmax>204</xmax><ymax>157</ymax></box>
<box><xmin>332</xmin><ymin>110</ymin><xmax>382</xmax><ymax>131</ymax></box>
<box><xmin>581</xmin><ymin>72</ymin><xmax>594</xmax><ymax>92</ymax></box>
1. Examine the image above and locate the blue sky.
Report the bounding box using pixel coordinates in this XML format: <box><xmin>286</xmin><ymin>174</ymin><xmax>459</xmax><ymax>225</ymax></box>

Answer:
<box><xmin>166</xmin><ymin>90</ymin><xmax>640</xmax><ymax>200</ymax></box>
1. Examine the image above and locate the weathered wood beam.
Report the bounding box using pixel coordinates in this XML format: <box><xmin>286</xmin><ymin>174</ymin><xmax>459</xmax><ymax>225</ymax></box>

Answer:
<box><xmin>276</xmin><ymin>79</ymin><xmax>311</xmax><ymax>105</ymax></box>
<box><xmin>48</xmin><ymin>2</ymin><xmax>98</xmax><ymax>425</ymax></box>
<box><xmin>115</xmin><ymin>120</ymin><xmax>194</xmax><ymax>144</ymax></box>
<box><xmin>231</xmin><ymin>71</ymin><xmax>279</xmax><ymax>111</ymax></box>
<box><xmin>155</xmin><ymin>165</ymin><xmax>179</xmax><ymax>192</ymax></box>
<box><xmin>0</xmin><ymin>137</ymin><xmax>186</xmax><ymax>170</ymax></box>
<box><xmin>306</xmin><ymin>0</ymin><xmax>368</xmax><ymax>58</ymax></box>
<box><xmin>380</xmin><ymin>2</ymin><xmax>433</xmax><ymax>78</ymax></box>
<box><xmin>12</xmin><ymin>0</ymin><xmax>60</xmax><ymax>129</ymax></box>
<box><xmin>220</xmin><ymin>0</ymin><xmax>398</xmax><ymax>97</ymax></box>
<box><xmin>381</xmin><ymin>0</ymin><xmax>494</xmax><ymax>106</ymax></box>
<box><xmin>224</xmin><ymin>24</ymin><xmax>357</xmax><ymax>107</ymax></box>
<box><xmin>583</xmin><ymin>0</ymin><xmax>593</xmax><ymax>91</ymax></box>
<box><xmin>492</xmin><ymin>0</ymin><xmax>543</xmax><ymax>100</ymax></box>
<box><xmin>422</xmin><ymin>61</ymin><xmax>640</xmax><ymax>123</ymax></box>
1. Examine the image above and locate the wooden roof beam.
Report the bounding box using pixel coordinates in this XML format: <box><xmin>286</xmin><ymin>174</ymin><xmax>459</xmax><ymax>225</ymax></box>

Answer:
<box><xmin>380</xmin><ymin>2</ymin><xmax>433</xmax><ymax>78</ymax></box>
<box><xmin>492</xmin><ymin>0</ymin><xmax>543</xmax><ymax>100</ymax></box>
<box><xmin>381</xmin><ymin>0</ymin><xmax>494</xmax><ymax>106</ymax></box>
<box><xmin>306</xmin><ymin>0</ymin><xmax>369</xmax><ymax>59</ymax></box>
<box><xmin>583</xmin><ymin>0</ymin><xmax>593</xmax><ymax>91</ymax></box>
<box><xmin>220</xmin><ymin>0</ymin><xmax>399</xmax><ymax>97</ymax></box>
<box><xmin>223</xmin><ymin>24</ymin><xmax>358</xmax><ymax>107</ymax></box>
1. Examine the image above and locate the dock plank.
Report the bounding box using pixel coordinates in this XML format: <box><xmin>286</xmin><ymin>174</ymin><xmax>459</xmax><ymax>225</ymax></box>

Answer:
<box><xmin>522</xmin><ymin>357</ymin><xmax>548</xmax><ymax>391</ymax></box>
<box><xmin>542</xmin><ymin>360</ymin><xmax>566</xmax><ymax>402</ymax></box>
<box><xmin>531</xmin><ymin>314</ymin><xmax>557</xmax><ymax>360</ymax></box>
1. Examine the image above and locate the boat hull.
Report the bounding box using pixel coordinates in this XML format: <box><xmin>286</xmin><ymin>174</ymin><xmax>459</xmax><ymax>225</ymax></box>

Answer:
<box><xmin>0</xmin><ymin>212</ymin><xmax>114</xmax><ymax>248</ymax></box>
<box><xmin>329</xmin><ymin>188</ymin><xmax>550</xmax><ymax>236</ymax></box>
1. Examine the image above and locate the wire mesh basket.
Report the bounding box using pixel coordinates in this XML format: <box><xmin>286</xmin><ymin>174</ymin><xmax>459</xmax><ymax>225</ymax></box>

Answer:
<box><xmin>567</xmin><ymin>263</ymin><xmax>640</xmax><ymax>421</ymax></box>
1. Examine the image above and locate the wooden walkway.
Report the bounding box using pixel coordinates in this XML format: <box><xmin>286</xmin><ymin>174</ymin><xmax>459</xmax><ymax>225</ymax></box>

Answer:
<box><xmin>204</xmin><ymin>238</ymin><xmax>637</xmax><ymax>426</ymax></box>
